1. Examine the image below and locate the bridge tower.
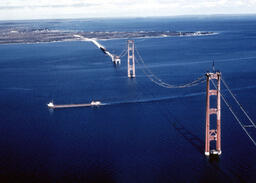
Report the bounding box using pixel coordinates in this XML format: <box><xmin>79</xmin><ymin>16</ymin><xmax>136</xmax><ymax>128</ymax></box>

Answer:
<box><xmin>205</xmin><ymin>72</ymin><xmax>221</xmax><ymax>156</ymax></box>
<box><xmin>127</xmin><ymin>40</ymin><xmax>135</xmax><ymax>78</ymax></box>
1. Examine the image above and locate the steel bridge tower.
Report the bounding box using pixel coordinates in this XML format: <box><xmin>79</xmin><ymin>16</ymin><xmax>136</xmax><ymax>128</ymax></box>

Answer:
<box><xmin>205</xmin><ymin>72</ymin><xmax>221</xmax><ymax>156</ymax></box>
<box><xmin>127</xmin><ymin>40</ymin><xmax>135</xmax><ymax>78</ymax></box>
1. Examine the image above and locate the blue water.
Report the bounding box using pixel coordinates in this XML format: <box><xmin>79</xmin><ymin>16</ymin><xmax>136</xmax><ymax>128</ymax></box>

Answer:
<box><xmin>1</xmin><ymin>16</ymin><xmax>256</xmax><ymax>182</ymax></box>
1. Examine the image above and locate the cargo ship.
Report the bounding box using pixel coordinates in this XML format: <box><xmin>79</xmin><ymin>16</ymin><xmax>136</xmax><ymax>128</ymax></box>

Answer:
<box><xmin>47</xmin><ymin>101</ymin><xmax>102</xmax><ymax>109</ymax></box>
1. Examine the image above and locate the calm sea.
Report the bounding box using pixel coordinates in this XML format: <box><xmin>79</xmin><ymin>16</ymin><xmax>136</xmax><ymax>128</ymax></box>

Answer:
<box><xmin>0</xmin><ymin>16</ymin><xmax>256</xmax><ymax>182</ymax></box>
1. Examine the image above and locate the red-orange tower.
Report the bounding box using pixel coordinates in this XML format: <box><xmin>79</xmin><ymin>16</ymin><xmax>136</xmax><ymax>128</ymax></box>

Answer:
<box><xmin>127</xmin><ymin>40</ymin><xmax>135</xmax><ymax>78</ymax></box>
<box><xmin>205</xmin><ymin>72</ymin><xmax>221</xmax><ymax>156</ymax></box>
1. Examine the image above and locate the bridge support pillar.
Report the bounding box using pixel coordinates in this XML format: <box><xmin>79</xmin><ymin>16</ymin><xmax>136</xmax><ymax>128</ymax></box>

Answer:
<box><xmin>205</xmin><ymin>72</ymin><xmax>221</xmax><ymax>156</ymax></box>
<box><xmin>127</xmin><ymin>40</ymin><xmax>135</xmax><ymax>78</ymax></box>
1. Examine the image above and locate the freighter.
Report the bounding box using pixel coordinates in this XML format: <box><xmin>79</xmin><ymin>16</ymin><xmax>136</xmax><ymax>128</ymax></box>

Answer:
<box><xmin>47</xmin><ymin>101</ymin><xmax>102</xmax><ymax>109</ymax></box>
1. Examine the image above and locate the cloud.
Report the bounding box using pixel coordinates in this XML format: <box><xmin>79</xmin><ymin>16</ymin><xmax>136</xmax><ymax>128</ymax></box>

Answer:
<box><xmin>0</xmin><ymin>0</ymin><xmax>256</xmax><ymax>20</ymax></box>
<box><xmin>0</xmin><ymin>1</ymin><xmax>98</xmax><ymax>9</ymax></box>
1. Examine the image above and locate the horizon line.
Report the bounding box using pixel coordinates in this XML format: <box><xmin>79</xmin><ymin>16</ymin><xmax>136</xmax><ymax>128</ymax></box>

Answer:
<box><xmin>1</xmin><ymin>13</ymin><xmax>256</xmax><ymax>22</ymax></box>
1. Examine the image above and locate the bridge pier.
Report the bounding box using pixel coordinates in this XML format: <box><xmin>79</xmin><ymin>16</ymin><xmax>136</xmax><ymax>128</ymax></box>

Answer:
<box><xmin>205</xmin><ymin>72</ymin><xmax>221</xmax><ymax>156</ymax></box>
<box><xmin>127</xmin><ymin>40</ymin><xmax>135</xmax><ymax>78</ymax></box>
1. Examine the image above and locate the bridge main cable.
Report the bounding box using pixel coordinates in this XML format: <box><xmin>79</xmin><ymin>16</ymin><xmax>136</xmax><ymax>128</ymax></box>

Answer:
<box><xmin>134</xmin><ymin>46</ymin><xmax>206</xmax><ymax>88</ymax></box>
<box><xmin>210</xmin><ymin>79</ymin><xmax>256</xmax><ymax>146</ymax></box>
<box><xmin>221</xmin><ymin>78</ymin><xmax>256</xmax><ymax>128</ymax></box>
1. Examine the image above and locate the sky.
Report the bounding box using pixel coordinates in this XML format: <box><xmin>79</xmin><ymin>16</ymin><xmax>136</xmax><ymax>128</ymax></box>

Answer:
<box><xmin>0</xmin><ymin>0</ymin><xmax>256</xmax><ymax>20</ymax></box>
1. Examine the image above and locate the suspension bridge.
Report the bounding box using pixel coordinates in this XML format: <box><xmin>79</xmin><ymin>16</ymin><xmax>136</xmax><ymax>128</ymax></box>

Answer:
<box><xmin>74</xmin><ymin>35</ymin><xmax>123</xmax><ymax>64</ymax></box>
<box><xmin>48</xmin><ymin>38</ymin><xmax>256</xmax><ymax>157</ymax></box>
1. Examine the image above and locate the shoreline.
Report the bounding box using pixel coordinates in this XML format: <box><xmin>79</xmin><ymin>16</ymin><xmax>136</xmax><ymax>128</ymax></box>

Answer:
<box><xmin>0</xmin><ymin>31</ymin><xmax>218</xmax><ymax>45</ymax></box>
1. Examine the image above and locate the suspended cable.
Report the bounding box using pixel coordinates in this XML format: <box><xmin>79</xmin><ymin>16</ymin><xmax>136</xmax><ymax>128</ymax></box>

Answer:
<box><xmin>210</xmin><ymin>80</ymin><xmax>256</xmax><ymax>146</ymax></box>
<box><xmin>136</xmin><ymin>57</ymin><xmax>205</xmax><ymax>88</ymax></box>
<box><xmin>221</xmin><ymin>78</ymin><xmax>256</xmax><ymax>129</ymax></box>
<box><xmin>222</xmin><ymin>79</ymin><xmax>256</xmax><ymax>125</ymax></box>
<box><xmin>135</xmin><ymin>51</ymin><xmax>204</xmax><ymax>88</ymax></box>
<box><xmin>134</xmin><ymin>47</ymin><xmax>206</xmax><ymax>88</ymax></box>
<box><xmin>118</xmin><ymin>49</ymin><xmax>127</xmax><ymax>58</ymax></box>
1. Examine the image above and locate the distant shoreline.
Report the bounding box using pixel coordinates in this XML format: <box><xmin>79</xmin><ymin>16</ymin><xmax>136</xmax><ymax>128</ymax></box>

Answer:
<box><xmin>0</xmin><ymin>28</ymin><xmax>216</xmax><ymax>45</ymax></box>
<box><xmin>0</xmin><ymin>14</ymin><xmax>256</xmax><ymax>22</ymax></box>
